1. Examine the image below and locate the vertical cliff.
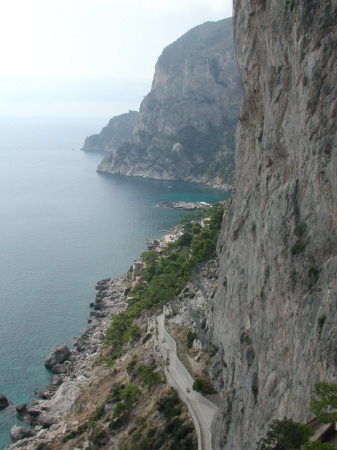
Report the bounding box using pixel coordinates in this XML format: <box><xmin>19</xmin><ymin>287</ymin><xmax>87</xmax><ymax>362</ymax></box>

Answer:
<box><xmin>98</xmin><ymin>19</ymin><xmax>243</xmax><ymax>186</ymax></box>
<box><xmin>210</xmin><ymin>0</ymin><xmax>337</xmax><ymax>447</ymax></box>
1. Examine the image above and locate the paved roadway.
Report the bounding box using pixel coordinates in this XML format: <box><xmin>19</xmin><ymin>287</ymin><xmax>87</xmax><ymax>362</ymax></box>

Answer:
<box><xmin>155</xmin><ymin>313</ymin><xmax>218</xmax><ymax>450</ymax></box>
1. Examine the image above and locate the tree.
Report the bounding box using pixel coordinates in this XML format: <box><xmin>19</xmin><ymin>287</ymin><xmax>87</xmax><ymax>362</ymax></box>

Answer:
<box><xmin>310</xmin><ymin>381</ymin><xmax>337</xmax><ymax>423</ymax></box>
<box><xmin>257</xmin><ymin>417</ymin><xmax>313</xmax><ymax>450</ymax></box>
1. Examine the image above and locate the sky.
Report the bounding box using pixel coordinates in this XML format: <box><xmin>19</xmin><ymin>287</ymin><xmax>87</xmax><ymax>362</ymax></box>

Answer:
<box><xmin>0</xmin><ymin>0</ymin><xmax>233</xmax><ymax>120</ymax></box>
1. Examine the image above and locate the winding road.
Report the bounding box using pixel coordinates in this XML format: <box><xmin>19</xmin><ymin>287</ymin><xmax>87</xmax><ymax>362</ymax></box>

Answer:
<box><xmin>153</xmin><ymin>312</ymin><xmax>218</xmax><ymax>450</ymax></box>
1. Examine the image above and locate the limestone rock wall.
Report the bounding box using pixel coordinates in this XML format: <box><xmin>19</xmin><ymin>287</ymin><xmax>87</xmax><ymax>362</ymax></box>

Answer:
<box><xmin>98</xmin><ymin>19</ymin><xmax>243</xmax><ymax>185</ymax></box>
<box><xmin>210</xmin><ymin>0</ymin><xmax>337</xmax><ymax>448</ymax></box>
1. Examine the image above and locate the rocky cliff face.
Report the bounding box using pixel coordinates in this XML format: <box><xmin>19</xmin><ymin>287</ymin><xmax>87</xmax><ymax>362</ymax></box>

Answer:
<box><xmin>209</xmin><ymin>0</ymin><xmax>337</xmax><ymax>448</ymax></box>
<box><xmin>82</xmin><ymin>110</ymin><xmax>138</xmax><ymax>152</ymax></box>
<box><xmin>98</xmin><ymin>18</ymin><xmax>243</xmax><ymax>186</ymax></box>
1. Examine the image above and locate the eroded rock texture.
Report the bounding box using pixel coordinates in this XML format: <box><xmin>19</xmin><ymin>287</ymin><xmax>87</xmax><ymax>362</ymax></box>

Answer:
<box><xmin>98</xmin><ymin>18</ymin><xmax>243</xmax><ymax>185</ymax></box>
<box><xmin>210</xmin><ymin>0</ymin><xmax>337</xmax><ymax>448</ymax></box>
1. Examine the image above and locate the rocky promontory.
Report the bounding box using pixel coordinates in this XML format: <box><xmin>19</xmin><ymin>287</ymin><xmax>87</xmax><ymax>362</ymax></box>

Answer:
<box><xmin>82</xmin><ymin>110</ymin><xmax>138</xmax><ymax>153</ymax></box>
<box><xmin>97</xmin><ymin>18</ymin><xmax>242</xmax><ymax>186</ymax></box>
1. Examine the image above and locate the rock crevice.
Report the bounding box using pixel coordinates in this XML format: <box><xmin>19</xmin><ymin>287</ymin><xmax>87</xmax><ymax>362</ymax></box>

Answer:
<box><xmin>210</xmin><ymin>0</ymin><xmax>337</xmax><ymax>448</ymax></box>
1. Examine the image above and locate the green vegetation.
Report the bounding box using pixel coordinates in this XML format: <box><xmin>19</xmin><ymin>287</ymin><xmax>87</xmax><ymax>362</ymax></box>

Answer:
<box><xmin>240</xmin><ymin>331</ymin><xmax>252</xmax><ymax>345</ymax></box>
<box><xmin>137</xmin><ymin>364</ymin><xmax>161</xmax><ymax>391</ymax></box>
<box><xmin>157</xmin><ymin>388</ymin><xmax>182</xmax><ymax>420</ymax></box>
<box><xmin>264</xmin><ymin>265</ymin><xmax>270</xmax><ymax>284</ymax></box>
<box><xmin>291</xmin><ymin>239</ymin><xmax>306</xmax><ymax>255</ymax></box>
<box><xmin>90</xmin><ymin>426</ymin><xmax>108</xmax><ymax>447</ymax></box>
<box><xmin>310</xmin><ymin>381</ymin><xmax>337</xmax><ymax>423</ymax></box>
<box><xmin>194</xmin><ymin>151</ymin><xmax>235</xmax><ymax>185</ymax></box>
<box><xmin>257</xmin><ymin>417</ymin><xmax>313</xmax><ymax>449</ymax></box>
<box><xmin>90</xmin><ymin>403</ymin><xmax>106</xmax><ymax>422</ymax></box>
<box><xmin>187</xmin><ymin>330</ymin><xmax>197</xmax><ymax>349</ymax></box>
<box><xmin>104</xmin><ymin>203</ymin><xmax>224</xmax><ymax>361</ymax></box>
<box><xmin>291</xmin><ymin>222</ymin><xmax>307</xmax><ymax>255</ymax></box>
<box><xmin>192</xmin><ymin>377</ymin><xmax>203</xmax><ymax>392</ymax></box>
<box><xmin>294</xmin><ymin>222</ymin><xmax>307</xmax><ymax>237</ymax></box>
<box><xmin>142</xmin><ymin>333</ymin><xmax>152</xmax><ymax>344</ymax></box>
<box><xmin>109</xmin><ymin>383</ymin><xmax>141</xmax><ymax>429</ymax></box>
<box><xmin>173</xmin><ymin>121</ymin><xmax>236</xmax><ymax>185</ymax></box>
<box><xmin>133</xmin><ymin>388</ymin><xmax>197</xmax><ymax>450</ymax></box>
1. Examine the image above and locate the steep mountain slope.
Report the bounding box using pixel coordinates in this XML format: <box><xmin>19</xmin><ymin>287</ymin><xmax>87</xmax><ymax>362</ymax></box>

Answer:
<box><xmin>82</xmin><ymin>110</ymin><xmax>138</xmax><ymax>153</ymax></box>
<box><xmin>98</xmin><ymin>18</ymin><xmax>243</xmax><ymax>186</ymax></box>
<box><xmin>209</xmin><ymin>0</ymin><xmax>337</xmax><ymax>448</ymax></box>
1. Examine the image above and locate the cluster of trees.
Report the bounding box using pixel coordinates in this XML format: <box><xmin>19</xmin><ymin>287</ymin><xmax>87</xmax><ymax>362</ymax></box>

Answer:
<box><xmin>257</xmin><ymin>381</ymin><xmax>337</xmax><ymax>449</ymax></box>
<box><xmin>104</xmin><ymin>203</ymin><xmax>224</xmax><ymax>360</ymax></box>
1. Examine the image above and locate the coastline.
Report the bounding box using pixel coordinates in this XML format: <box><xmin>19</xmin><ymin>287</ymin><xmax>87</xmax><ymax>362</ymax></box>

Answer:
<box><xmin>5</xmin><ymin>191</ymin><xmax>227</xmax><ymax>449</ymax></box>
<box><xmin>7</xmin><ymin>275</ymin><xmax>128</xmax><ymax>449</ymax></box>
<box><xmin>96</xmin><ymin>167</ymin><xmax>234</xmax><ymax>194</ymax></box>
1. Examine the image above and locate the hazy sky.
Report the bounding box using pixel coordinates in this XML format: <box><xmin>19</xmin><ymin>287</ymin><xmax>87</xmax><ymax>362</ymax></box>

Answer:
<box><xmin>0</xmin><ymin>0</ymin><xmax>232</xmax><ymax>120</ymax></box>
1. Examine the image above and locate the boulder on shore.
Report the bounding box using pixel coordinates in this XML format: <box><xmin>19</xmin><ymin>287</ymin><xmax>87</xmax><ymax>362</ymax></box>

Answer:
<box><xmin>38</xmin><ymin>414</ymin><xmax>59</xmax><ymax>428</ymax></box>
<box><xmin>0</xmin><ymin>393</ymin><xmax>9</xmax><ymax>409</ymax></box>
<box><xmin>44</xmin><ymin>345</ymin><xmax>70</xmax><ymax>370</ymax></box>
<box><xmin>10</xmin><ymin>425</ymin><xmax>36</xmax><ymax>443</ymax></box>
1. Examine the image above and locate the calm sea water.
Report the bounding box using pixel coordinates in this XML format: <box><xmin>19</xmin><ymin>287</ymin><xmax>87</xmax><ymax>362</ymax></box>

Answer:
<box><xmin>0</xmin><ymin>117</ymin><xmax>226</xmax><ymax>448</ymax></box>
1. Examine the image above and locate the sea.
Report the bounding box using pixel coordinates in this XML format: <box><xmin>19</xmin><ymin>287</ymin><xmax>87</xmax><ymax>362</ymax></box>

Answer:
<box><xmin>0</xmin><ymin>117</ymin><xmax>227</xmax><ymax>449</ymax></box>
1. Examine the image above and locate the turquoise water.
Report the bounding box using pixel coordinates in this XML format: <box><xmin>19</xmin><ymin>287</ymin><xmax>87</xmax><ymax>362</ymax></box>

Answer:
<box><xmin>0</xmin><ymin>117</ymin><xmax>227</xmax><ymax>448</ymax></box>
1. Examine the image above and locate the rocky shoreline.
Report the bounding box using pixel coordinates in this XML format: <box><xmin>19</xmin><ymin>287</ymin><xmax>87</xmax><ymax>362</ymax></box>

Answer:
<box><xmin>158</xmin><ymin>200</ymin><xmax>211</xmax><ymax>210</ymax></box>
<box><xmin>6</xmin><ymin>275</ymin><xmax>127</xmax><ymax>449</ymax></box>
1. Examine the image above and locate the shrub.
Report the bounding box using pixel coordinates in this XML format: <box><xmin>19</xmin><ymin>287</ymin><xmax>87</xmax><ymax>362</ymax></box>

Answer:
<box><xmin>91</xmin><ymin>427</ymin><xmax>108</xmax><ymax>446</ymax></box>
<box><xmin>142</xmin><ymin>333</ymin><xmax>152</xmax><ymax>344</ymax></box>
<box><xmin>90</xmin><ymin>403</ymin><xmax>105</xmax><ymax>421</ymax></box>
<box><xmin>257</xmin><ymin>417</ymin><xmax>313</xmax><ymax>449</ymax></box>
<box><xmin>187</xmin><ymin>330</ymin><xmax>197</xmax><ymax>349</ymax></box>
<box><xmin>114</xmin><ymin>401</ymin><xmax>128</xmax><ymax>418</ymax></box>
<box><xmin>137</xmin><ymin>365</ymin><xmax>160</xmax><ymax>390</ymax></box>
<box><xmin>240</xmin><ymin>331</ymin><xmax>252</xmax><ymax>345</ymax></box>
<box><xmin>294</xmin><ymin>222</ymin><xmax>307</xmax><ymax>237</ymax></box>
<box><xmin>264</xmin><ymin>265</ymin><xmax>270</xmax><ymax>283</ymax></box>
<box><xmin>192</xmin><ymin>377</ymin><xmax>203</xmax><ymax>392</ymax></box>
<box><xmin>291</xmin><ymin>239</ymin><xmax>306</xmax><ymax>255</ymax></box>
<box><xmin>147</xmin><ymin>428</ymin><xmax>157</xmax><ymax>438</ymax></box>
<box><xmin>157</xmin><ymin>388</ymin><xmax>181</xmax><ymax>420</ymax></box>
<box><xmin>120</xmin><ymin>383</ymin><xmax>141</xmax><ymax>406</ymax></box>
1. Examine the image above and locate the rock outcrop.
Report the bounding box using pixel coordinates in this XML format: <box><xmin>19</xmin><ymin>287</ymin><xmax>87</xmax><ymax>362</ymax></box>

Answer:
<box><xmin>98</xmin><ymin>18</ymin><xmax>243</xmax><ymax>186</ymax></box>
<box><xmin>209</xmin><ymin>0</ymin><xmax>337</xmax><ymax>448</ymax></box>
<box><xmin>0</xmin><ymin>393</ymin><xmax>10</xmax><ymax>409</ymax></box>
<box><xmin>82</xmin><ymin>110</ymin><xmax>138</xmax><ymax>153</ymax></box>
<box><xmin>10</xmin><ymin>426</ymin><xmax>36</xmax><ymax>444</ymax></box>
<box><xmin>44</xmin><ymin>345</ymin><xmax>69</xmax><ymax>372</ymax></box>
